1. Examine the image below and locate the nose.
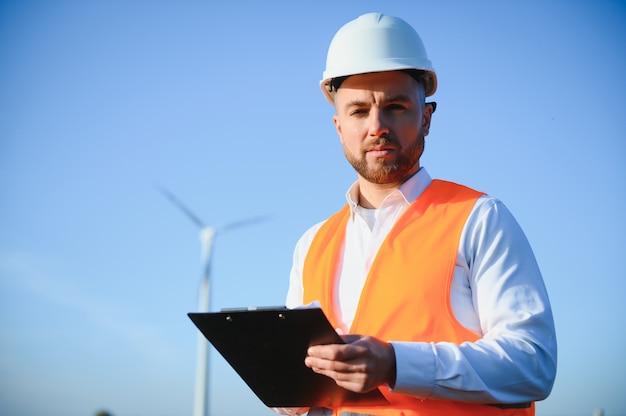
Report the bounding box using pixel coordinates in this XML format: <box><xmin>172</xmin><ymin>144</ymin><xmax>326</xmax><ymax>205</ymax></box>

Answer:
<box><xmin>367</xmin><ymin>109</ymin><xmax>389</xmax><ymax>137</ymax></box>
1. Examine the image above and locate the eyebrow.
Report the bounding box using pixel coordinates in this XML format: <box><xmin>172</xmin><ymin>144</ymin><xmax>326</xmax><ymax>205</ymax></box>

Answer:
<box><xmin>343</xmin><ymin>94</ymin><xmax>414</xmax><ymax>110</ymax></box>
<box><xmin>384</xmin><ymin>94</ymin><xmax>414</xmax><ymax>104</ymax></box>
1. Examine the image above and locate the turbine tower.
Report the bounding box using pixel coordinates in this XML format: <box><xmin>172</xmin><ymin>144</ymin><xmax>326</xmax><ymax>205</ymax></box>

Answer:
<box><xmin>159</xmin><ymin>186</ymin><xmax>267</xmax><ymax>416</ymax></box>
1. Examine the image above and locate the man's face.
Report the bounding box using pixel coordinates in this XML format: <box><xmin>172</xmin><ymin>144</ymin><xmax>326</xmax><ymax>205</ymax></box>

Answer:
<box><xmin>333</xmin><ymin>71</ymin><xmax>432</xmax><ymax>186</ymax></box>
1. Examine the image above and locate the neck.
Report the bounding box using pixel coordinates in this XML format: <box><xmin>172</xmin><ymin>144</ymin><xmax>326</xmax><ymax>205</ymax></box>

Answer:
<box><xmin>356</xmin><ymin>167</ymin><xmax>420</xmax><ymax>208</ymax></box>
<box><xmin>357</xmin><ymin>180</ymin><xmax>400</xmax><ymax>209</ymax></box>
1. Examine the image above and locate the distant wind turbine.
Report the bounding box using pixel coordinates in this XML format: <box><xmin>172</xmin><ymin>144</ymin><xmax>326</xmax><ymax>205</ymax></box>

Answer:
<box><xmin>159</xmin><ymin>185</ymin><xmax>268</xmax><ymax>416</ymax></box>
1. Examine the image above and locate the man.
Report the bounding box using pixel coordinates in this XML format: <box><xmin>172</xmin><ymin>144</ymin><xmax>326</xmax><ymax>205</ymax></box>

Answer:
<box><xmin>279</xmin><ymin>12</ymin><xmax>557</xmax><ymax>416</ymax></box>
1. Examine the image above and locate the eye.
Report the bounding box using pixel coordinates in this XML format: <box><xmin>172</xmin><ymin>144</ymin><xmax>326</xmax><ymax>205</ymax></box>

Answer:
<box><xmin>386</xmin><ymin>104</ymin><xmax>407</xmax><ymax>112</ymax></box>
<box><xmin>349</xmin><ymin>108</ymin><xmax>369</xmax><ymax>117</ymax></box>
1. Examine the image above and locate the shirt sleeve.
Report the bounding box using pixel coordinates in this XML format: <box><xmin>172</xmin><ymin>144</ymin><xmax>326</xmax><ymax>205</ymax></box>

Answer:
<box><xmin>391</xmin><ymin>197</ymin><xmax>557</xmax><ymax>404</ymax></box>
<box><xmin>286</xmin><ymin>221</ymin><xmax>324</xmax><ymax>309</ymax></box>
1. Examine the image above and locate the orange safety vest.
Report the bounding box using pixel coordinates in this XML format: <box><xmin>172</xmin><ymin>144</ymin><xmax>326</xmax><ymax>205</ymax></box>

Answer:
<box><xmin>302</xmin><ymin>179</ymin><xmax>534</xmax><ymax>416</ymax></box>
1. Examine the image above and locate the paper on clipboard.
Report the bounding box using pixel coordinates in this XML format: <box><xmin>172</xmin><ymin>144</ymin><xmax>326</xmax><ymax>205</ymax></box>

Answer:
<box><xmin>188</xmin><ymin>306</ymin><xmax>388</xmax><ymax>408</ymax></box>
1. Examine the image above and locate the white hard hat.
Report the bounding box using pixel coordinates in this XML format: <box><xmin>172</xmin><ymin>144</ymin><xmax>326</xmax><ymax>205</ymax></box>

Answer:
<box><xmin>320</xmin><ymin>13</ymin><xmax>437</xmax><ymax>104</ymax></box>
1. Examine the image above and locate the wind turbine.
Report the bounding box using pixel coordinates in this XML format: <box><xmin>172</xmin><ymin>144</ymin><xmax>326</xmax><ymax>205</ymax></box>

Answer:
<box><xmin>159</xmin><ymin>186</ymin><xmax>268</xmax><ymax>416</ymax></box>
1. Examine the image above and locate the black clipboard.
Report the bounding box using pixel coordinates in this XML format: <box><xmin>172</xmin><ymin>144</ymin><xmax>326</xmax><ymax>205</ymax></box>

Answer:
<box><xmin>188</xmin><ymin>307</ymin><xmax>388</xmax><ymax>408</ymax></box>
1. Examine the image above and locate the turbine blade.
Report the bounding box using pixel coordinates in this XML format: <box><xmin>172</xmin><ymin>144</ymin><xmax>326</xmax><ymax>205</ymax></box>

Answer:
<box><xmin>216</xmin><ymin>215</ymin><xmax>270</xmax><ymax>233</ymax></box>
<box><xmin>158</xmin><ymin>185</ymin><xmax>205</xmax><ymax>228</ymax></box>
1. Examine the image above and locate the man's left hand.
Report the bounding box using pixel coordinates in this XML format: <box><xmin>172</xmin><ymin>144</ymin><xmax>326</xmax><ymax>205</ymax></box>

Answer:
<box><xmin>304</xmin><ymin>335</ymin><xmax>396</xmax><ymax>393</ymax></box>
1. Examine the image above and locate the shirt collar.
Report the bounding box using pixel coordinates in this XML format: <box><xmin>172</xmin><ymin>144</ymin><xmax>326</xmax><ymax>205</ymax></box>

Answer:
<box><xmin>345</xmin><ymin>167</ymin><xmax>433</xmax><ymax>215</ymax></box>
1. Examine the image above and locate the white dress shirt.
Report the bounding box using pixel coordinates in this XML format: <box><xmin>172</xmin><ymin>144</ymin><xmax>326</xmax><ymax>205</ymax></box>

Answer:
<box><xmin>286</xmin><ymin>168</ymin><xmax>557</xmax><ymax>404</ymax></box>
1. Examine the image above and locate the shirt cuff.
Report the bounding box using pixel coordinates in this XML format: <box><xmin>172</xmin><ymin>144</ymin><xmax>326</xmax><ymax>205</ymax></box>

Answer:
<box><xmin>389</xmin><ymin>341</ymin><xmax>436</xmax><ymax>398</ymax></box>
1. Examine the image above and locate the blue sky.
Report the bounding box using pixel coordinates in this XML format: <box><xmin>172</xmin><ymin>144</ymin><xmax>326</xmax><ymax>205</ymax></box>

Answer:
<box><xmin>1</xmin><ymin>1</ymin><xmax>625</xmax><ymax>415</ymax></box>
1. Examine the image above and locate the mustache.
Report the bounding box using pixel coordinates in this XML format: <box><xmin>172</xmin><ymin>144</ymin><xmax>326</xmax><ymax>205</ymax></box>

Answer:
<box><xmin>363</xmin><ymin>135</ymin><xmax>400</xmax><ymax>150</ymax></box>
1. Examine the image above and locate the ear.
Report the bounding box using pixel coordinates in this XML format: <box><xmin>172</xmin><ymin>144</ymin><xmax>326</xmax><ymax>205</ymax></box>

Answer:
<box><xmin>421</xmin><ymin>103</ymin><xmax>434</xmax><ymax>137</ymax></box>
<box><xmin>333</xmin><ymin>114</ymin><xmax>344</xmax><ymax>144</ymax></box>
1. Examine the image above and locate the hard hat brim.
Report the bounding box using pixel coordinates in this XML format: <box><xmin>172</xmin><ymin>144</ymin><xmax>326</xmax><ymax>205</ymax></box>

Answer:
<box><xmin>320</xmin><ymin>69</ymin><xmax>437</xmax><ymax>105</ymax></box>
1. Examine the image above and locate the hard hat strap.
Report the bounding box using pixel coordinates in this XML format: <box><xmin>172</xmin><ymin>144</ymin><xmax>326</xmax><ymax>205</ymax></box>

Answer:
<box><xmin>329</xmin><ymin>70</ymin><xmax>427</xmax><ymax>94</ymax></box>
<box><xmin>400</xmin><ymin>69</ymin><xmax>427</xmax><ymax>90</ymax></box>
<box><xmin>329</xmin><ymin>76</ymin><xmax>348</xmax><ymax>93</ymax></box>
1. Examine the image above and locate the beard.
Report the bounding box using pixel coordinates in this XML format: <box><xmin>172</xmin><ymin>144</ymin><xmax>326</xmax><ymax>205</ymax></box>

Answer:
<box><xmin>343</xmin><ymin>135</ymin><xmax>424</xmax><ymax>185</ymax></box>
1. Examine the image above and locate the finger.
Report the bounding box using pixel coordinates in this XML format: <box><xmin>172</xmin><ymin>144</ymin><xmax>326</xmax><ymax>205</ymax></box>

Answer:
<box><xmin>340</xmin><ymin>334</ymin><xmax>362</xmax><ymax>344</ymax></box>
<box><xmin>307</xmin><ymin>343</ymin><xmax>351</xmax><ymax>360</ymax></box>
<box><xmin>272</xmin><ymin>408</ymin><xmax>310</xmax><ymax>416</ymax></box>
<box><xmin>312</xmin><ymin>365</ymin><xmax>374</xmax><ymax>393</ymax></box>
<box><xmin>305</xmin><ymin>354</ymin><xmax>368</xmax><ymax>375</ymax></box>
